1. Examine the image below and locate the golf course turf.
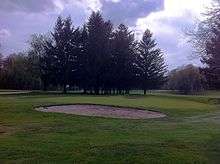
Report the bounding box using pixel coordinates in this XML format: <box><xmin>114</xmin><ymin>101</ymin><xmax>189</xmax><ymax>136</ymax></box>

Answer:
<box><xmin>0</xmin><ymin>92</ymin><xmax>220</xmax><ymax>163</ymax></box>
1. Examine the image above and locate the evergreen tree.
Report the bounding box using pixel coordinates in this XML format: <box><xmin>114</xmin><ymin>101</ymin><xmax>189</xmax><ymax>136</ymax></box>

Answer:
<box><xmin>40</xmin><ymin>39</ymin><xmax>57</xmax><ymax>91</ymax></box>
<box><xmin>137</xmin><ymin>29</ymin><xmax>166</xmax><ymax>94</ymax></box>
<box><xmin>78</xmin><ymin>25</ymin><xmax>89</xmax><ymax>93</ymax></box>
<box><xmin>46</xmin><ymin>16</ymin><xmax>79</xmax><ymax>93</ymax></box>
<box><xmin>69</xmin><ymin>27</ymin><xmax>82</xmax><ymax>89</ymax></box>
<box><xmin>112</xmin><ymin>24</ymin><xmax>136</xmax><ymax>94</ymax></box>
<box><xmin>86</xmin><ymin>11</ymin><xmax>113</xmax><ymax>94</ymax></box>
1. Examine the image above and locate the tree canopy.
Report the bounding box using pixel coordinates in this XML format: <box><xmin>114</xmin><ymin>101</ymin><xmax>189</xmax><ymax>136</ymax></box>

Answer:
<box><xmin>137</xmin><ymin>30</ymin><xmax>167</xmax><ymax>94</ymax></box>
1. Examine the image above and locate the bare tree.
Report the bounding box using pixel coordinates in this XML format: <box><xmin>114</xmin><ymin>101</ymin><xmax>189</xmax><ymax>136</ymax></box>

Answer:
<box><xmin>167</xmin><ymin>65</ymin><xmax>205</xmax><ymax>94</ymax></box>
<box><xmin>188</xmin><ymin>1</ymin><xmax>220</xmax><ymax>89</ymax></box>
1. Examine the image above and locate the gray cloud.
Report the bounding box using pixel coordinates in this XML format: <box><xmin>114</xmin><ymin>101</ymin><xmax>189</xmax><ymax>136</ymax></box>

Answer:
<box><xmin>0</xmin><ymin>0</ymin><xmax>58</xmax><ymax>13</ymax></box>
<box><xmin>0</xmin><ymin>0</ymin><xmax>208</xmax><ymax>69</ymax></box>
<box><xmin>0</xmin><ymin>29</ymin><xmax>11</xmax><ymax>38</ymax></box>
<box><xmin>0</xmin><ymin>0</ymin><xmax>163</xmax><ymax>55</ymax></box>
<box><xmin>101</xmin><ymin>0</ymin><xmax>164</xmax><ymax>25</ymax></box>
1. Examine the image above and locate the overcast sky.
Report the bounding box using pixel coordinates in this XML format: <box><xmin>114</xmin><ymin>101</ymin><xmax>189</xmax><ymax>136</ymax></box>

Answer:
<box><xmin>0</xmin><ymin>0</ymin><xmax>212</xmax><ymax>69</ymax></box>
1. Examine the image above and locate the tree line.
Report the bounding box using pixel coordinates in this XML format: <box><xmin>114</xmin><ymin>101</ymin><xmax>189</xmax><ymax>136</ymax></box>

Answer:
<box><xmin>0</xmin><ymin>12</ymin><xmax>167</xmax><ymax>94</ymax></box>
<box><xmin>1</xmin><ymin>2</ymin><xmax>220</xmax><ymax>95</ymax></box>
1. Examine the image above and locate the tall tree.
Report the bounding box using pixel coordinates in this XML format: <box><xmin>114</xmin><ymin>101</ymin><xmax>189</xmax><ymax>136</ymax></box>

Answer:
<box><xmin>77</xmin><ymin>25</ymin><xmax>89</xmax><ymax>93</ymax></box>
<box><xmin>28</xmin><ymin>34</ymin><xmax>50</xmax><ymax>90</ymax></box>
<box><xmin>46</xmin><ymin>16</ymin><xmax>79</xmax><ymax>93</ymax></box>
<box><xmin>86</xmin><ymin>11</ymin><xmax>113</xmax><ymax>94</ymax></box>
<box><xmin>189</xmin><ymin>2</ymin><xmax>220</xmax><ymax>89</ymax></box>
<box><xmin>203</xmin><ymin>15</ymin><xmax>220</xmax><ymax>89</ymax></box>
<box><xmin>0</xmin><ymin>51</ymin><xmax>4</xmax><ymax>86</ymax></box>
<box><xmin>0</xmin><ymin>44</ymin><xmax>3</xmax><ymax>72</ymax></box>
<box><xmin>0</xmin><ymin>53</ymin><xmax>3</xmax><ymax>71</ymax></box>
<box><xmin>68</xmin><ymin>27</ymin><xmax>82</xmax><ymax>89</ymax></box>
<box><xmin>112</xmin><ymin>24</ymin><xmax>136</xmax><ymax>94</ymax></box>
<box><xmin>137</xmin><ymin>29</ymin><xmax>167</xmax><ymax>94</ymax></box>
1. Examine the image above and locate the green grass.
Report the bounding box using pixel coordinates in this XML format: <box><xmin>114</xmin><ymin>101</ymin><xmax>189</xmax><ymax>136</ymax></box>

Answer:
<box><xmin>0</xmin><ymin>90</ymin><xmax>31</xmax><ymax>95</ymax></box>
<box><xmin>0</xmin><ymin>92</ymin><xmax>220</xmax><ymax>163</ymax></box>
<box><xmin>201</xmin><ymin>90</ymin><xmax>220</xmax><ymax>98</ymax></box>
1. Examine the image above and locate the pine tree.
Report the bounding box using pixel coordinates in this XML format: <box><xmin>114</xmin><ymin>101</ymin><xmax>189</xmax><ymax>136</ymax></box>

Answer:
<box><xmin>46</xmin><ymin>16</ymin><xmax>79</xmax><ymax>93</ymax></box>
<box><xmin>112</xmin><ymin>24</ymin><xmax>136</xmax><ymax>94</ymax></box>
<box><xmin>78</xmin><ymin>25</ymin><xmax>89</xmax><ymax>93</ymax></box>
<box><xmin>69</xmin><ymin>27</ymin><xmax>82</xmax><ymax>88</ymax></box>
<box><xmin>86</xmin><ymin>11</ymin><xmax>113</xmax><ymax>94</ymax></box>
<box><xmin>40</xmin><ymin>39</ymin><xmax>56</xmax><ymax>91</ymax></box>
<box><xmin>137</xmin><ymin>29</ymin><xmax>167</xmax><ymax>94</ymax></box>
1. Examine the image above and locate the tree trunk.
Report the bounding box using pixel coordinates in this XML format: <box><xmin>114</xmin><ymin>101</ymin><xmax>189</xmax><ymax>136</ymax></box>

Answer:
<box><xmin>95</xmin><ymin>87</ymin><xmax>99</xmax><ymax>95</ymax></box>
<box><xmin>43</xmin><ymin>80</ymin><xmax>47</xmax><ymax>91</ymax></box>
<box><xmin>113</xmin><ymin>89</ymin><xmax>115</xmax><ymax>95</ymax></box>
<box><xmin>125</xmin><ymin>90</ymin><xmax>129</xmax><ymax>94</ymax></box>
<box><xmin>83</xmin><ymin>88</ymin><xmax>87</xmax><ymax>94</ymax></box>
<box><xmin>119</xmin><ymin>90</ymin><xmax>122</xmax><ymax>95</ymax></box>
<box><xmin>63</xmin><ymin>84</ymin><xmax>67</xmax><ymax>94</ymax></box>
<box><xmin>144</xmin><ymin>89</ymin><xmax>146</xmax><ymax>95</ymax></box>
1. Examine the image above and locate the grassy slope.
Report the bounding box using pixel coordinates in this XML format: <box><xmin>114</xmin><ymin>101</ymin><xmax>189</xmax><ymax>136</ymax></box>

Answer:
<box><xmin>0</xmin><ymin>92</ymin><xmax>220</xmax><ymax>163</ymax></box>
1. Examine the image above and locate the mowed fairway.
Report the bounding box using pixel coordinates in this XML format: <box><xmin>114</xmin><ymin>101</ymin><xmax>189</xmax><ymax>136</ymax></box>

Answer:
<box><xmin>0</xmin><ymin>92</ymin><xmax>220</xmax><ymax>163</ymax></box>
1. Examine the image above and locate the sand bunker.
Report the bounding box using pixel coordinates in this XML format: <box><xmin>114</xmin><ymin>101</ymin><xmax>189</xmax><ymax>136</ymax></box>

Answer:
<box><xmin>36</xmin><ymin>104</ymin><xmax>166</xmax><ymax>119</ymax></box>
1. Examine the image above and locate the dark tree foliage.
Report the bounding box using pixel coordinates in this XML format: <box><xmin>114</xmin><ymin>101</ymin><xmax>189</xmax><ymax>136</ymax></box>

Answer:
<box><xmin>77</xmin><ymin>25</ymin><xmax>89</xmax><ymax>93</ymax></box>
<box><xmin>137</xmin><ymin>30</ymin><xmax>167</xmax><ymax>94</ymax></box>
<box><xmin>112</xmin><ymin>24</ymin><xmax>136</xmax><ymax>94</ymax></box>
<box><xmin>0</xmin><ymin>53</ymin><xmax>40</xmax><ymax>89</ymax></box>
<box><xmin>0</xmin><ymin>45</ymin><xmax>3</xmax><ymax>80</ymax></box>
<box><xmin>27</xmin><ymin>34</ymin><xmax>54</xmax><ymax>90</ymax></box>
<box><xmin>86</xmin><ymin>11</ymin><xmax>113</xmax><ymax>94</ymax></box>
<box><xmin>0</xmin><ymin>12</ymin><xmax>167</xmax><ymax>94</ymax></box>
<box><xmin>0</xmin><ymin>53</ymin><xmax>3</xmax><ymax>71</ymax></box>
<box><xmin>28</xmin><ymin>34</ymin><xmax>50</xmax><ymax>90</ymax></box>
<box><xmin>43</xmin><ymin>16</ymin><xmax>81</xmax><ymax>93</ymax></box>
<box><xmin>50</xmin><ymin>16</ymin><xmax>76</xmax><ymax>93</ymax></box>
<box><xmin>189</xmin><ymin>2</ymin><xmax>220</xmax><ymax>89</ymax></box>
<box><xmin>203</xmin><ymin>22</ymin><xmax>220</xmax><ymax>89</ymax></box>
<box><xmin>0</xmin><ymin>53</ymin><xmax>4</xmax><ymax>86</ymax></box>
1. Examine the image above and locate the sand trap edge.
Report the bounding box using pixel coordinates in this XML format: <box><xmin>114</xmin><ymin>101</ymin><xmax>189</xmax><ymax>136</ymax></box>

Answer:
<box><xmin>35</xmin><ymin>104</ymin><xmax>167</xmax><ymax>120</ymax></box>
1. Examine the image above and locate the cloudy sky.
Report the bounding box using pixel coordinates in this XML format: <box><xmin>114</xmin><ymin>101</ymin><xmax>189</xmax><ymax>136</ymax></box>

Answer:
<box><xmin>0</xmin><ymin>0</ymin><xmax>212</xmax><ymax>69</ymax></box>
